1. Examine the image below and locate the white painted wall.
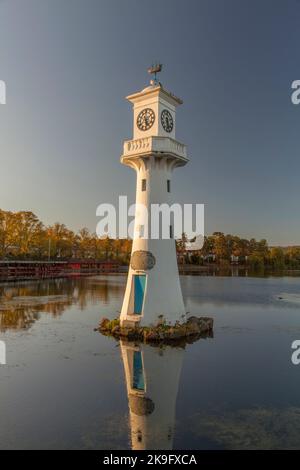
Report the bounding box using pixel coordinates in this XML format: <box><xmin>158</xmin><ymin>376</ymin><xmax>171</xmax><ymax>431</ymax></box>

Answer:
<box><xmin>133</xmin><ymin>96</ymin><xmax>176</xmax><ymax>140</ymax></box>
<box><xmin>120</xmin><ymin>83</ymin><xmax>188</xmax><ymax>326</ymax></box>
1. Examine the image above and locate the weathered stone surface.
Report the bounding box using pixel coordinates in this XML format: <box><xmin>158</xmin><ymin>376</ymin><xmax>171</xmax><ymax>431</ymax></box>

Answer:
<box><xmin>130</xmin><ymin>250</ymin><xmax>156</xmax><ymax>271</ymax></box>
<box><xmin>129</xmin><ymin>394</ymin><xmax>155</xmax><ymax>416</ymax></box>
<box><xmin>99</xmin><ymin>318</ymin><xmax>110</xmax><ymax>330</ymax></box>
<box><xmin>186</xmin><ymin>316</ymin><xmax>200</xmax><ymax>325</ymax></box>
<box><xmin>111</xmin><ymin>325</ymin><xmax>120</xmax><ymax>335</ymax></box>
<box><xmin>187</xmin><ymin>316</ymin><xmax>213</xmax><ymax>332</ymax></box>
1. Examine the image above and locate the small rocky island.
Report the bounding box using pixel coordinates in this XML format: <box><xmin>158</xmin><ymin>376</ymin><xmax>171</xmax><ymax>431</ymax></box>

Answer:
<box><xmin>97</xmin><ymin>316</ymin><xmax>213</xmax><ymax>345</ymax></box>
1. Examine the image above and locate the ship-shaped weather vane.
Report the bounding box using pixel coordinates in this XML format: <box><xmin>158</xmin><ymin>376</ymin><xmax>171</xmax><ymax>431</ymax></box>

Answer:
<box><xmin>147</xmin><ymin>62</ymin><xmax>162</xmax><ymax>85</ymax></box>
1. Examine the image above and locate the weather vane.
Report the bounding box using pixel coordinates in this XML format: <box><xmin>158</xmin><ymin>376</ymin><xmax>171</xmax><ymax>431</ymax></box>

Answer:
<box><xmin>147</xmin><ymin>62</ymin><xmax>162</xmax><ymax>85</ymax></box>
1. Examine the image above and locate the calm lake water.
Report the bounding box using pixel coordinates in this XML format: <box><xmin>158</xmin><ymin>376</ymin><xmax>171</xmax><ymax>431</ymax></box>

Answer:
<box><xmin>0</xmin><ymin>274</ymin><xmax>300</xmax><ymax>450</ymax></box>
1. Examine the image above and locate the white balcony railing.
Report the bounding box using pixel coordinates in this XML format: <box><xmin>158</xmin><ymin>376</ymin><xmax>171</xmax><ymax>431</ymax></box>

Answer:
<box><xmin>122</xmin><ymin>136</ymin><xmax>187</xmax><ymax>160</ymax></box>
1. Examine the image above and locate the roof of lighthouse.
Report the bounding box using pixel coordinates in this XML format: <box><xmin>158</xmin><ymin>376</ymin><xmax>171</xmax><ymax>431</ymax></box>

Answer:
<box><xmin>126</xmin><ymin>82</ymin><xmax>183</xmax><ymax>106</ymax></box>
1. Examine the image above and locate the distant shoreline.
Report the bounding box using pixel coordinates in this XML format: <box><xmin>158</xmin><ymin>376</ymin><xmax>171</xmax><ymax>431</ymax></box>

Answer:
<box><xmin>0</xmin><ymin>260</ymin><xmax>299</xmax><ymax>283</ymax></box>
<box><xmin>0</xmin><ymin>259</ymin><xmax>125</xmax><ymax>283</ymax></box>
<box><xmin>178</xmin><ymin>264</ymin><xmax>300</xmax><ymax>277</ymax></box>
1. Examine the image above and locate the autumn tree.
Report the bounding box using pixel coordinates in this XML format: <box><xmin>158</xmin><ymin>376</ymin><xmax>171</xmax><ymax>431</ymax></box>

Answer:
<box><xmin>1</xmin><ymin>208</ymin><xmax>299</xmax><ymax>269</ymax></box>
<box><xmin>269</xmin><ymin>247</ymin><xmax>285</xmax><ymax>269</ymax></box>
<box><xmin>0</xmin><ymin>210</ymin><xmax>18</xmax><ymax>257</ymax></box>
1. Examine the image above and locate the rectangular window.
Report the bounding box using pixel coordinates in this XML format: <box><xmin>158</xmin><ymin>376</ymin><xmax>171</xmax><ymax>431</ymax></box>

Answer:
<box><xmin>134</xmin><ymin>274</ymin><xmax>146</xmax><ymax>314</ymax></box>
<box><xmin>167</xmin><ymin>179</ymin><xmax>171</xmax><ymax>192</ymax></box>
<box><xmin>170</xmin><ymin>225</ymin><xmax>173</xmax><ymax>239</ymax></box>
<box><xmin>132</xmin><ymin>351</ymin><xmax>145</xmax><ymax>391</ymax></box>
<box><xmin>141</xmin><ymin>179</ymin><xmax>146</xmax><ymax>191</ymax></box>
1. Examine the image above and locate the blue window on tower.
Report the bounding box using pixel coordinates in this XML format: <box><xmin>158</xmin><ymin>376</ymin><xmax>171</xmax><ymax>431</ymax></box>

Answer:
<box><xmin>132</xmin><ymin>351</ymin><xmax>145</xmax><ymax>391</ymax></box>
<box><xmin>142</xmin><ymin>179</ymin><xmax>146</xmax><ymax>191</ymax></box>
<box><xmin>167</xmin><ymin>179</ymin><xmax>171</xmax><ymax>192</ymax></box>
<box><xmin>134</xmin><ymin>274</ymin><xmax>146</xmax><ymax>314</ymax></box>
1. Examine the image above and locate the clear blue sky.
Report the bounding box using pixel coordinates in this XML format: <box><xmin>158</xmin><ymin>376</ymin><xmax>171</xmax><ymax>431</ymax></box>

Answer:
<box><xmin>0</xmin><ymin>0</ymin><xmax>299</xmax><ymax>245</ymax></box>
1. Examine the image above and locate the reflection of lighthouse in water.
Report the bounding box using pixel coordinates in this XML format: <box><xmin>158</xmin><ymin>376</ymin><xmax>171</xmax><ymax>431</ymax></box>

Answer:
<box><xmin>120</xmin><ymin>340</ymin><xmax>184</xmax><ymax>450</ymax></box>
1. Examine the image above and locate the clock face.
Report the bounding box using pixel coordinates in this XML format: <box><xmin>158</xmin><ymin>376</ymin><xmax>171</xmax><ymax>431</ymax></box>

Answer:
<box><xmin>136</xmin><ymin>108</ymin><xmax>155</xmax><ymax>131</ymax></box>
<box><xmin>161</xmin><ymin>109</ymin><xmax>173</xmax><ymax>133</ymax></box>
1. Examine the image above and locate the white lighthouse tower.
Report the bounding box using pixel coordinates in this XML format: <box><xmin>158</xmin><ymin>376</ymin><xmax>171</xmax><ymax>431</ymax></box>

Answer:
<box><xmin>120</xmin><ymin>65</ymin><xmax>189</xmax><ymax>327</ymax></box>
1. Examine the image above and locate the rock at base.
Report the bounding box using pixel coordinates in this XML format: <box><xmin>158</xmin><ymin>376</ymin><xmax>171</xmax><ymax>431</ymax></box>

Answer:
<box><xmin>97</xmin><ymin>316</ymin><xmax>213</xmax><ymax>345</ymax></box>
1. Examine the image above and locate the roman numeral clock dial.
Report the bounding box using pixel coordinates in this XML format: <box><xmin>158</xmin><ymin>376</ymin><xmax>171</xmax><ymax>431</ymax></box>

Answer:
<box><xmin>161</xmin><ymin>109</ymin><xmax>173</xmax><ymax>133</ymax></box>
<box><xmin>137</xmin><ymin>108</ymin><xmax>155</xmax><ymax>131</ymax></box>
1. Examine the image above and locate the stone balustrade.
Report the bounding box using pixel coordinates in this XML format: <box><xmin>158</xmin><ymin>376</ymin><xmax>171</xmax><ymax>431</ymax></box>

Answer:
<box><xmin>122</xmin><ymin>136</ymin><xmax>187</xmax><ymax>159</ymax></box>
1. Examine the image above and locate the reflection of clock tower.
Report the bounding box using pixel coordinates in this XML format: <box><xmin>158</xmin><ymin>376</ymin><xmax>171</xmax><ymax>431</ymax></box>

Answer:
<box><xmin>120</xmin><ymin>65</ymin><xmax>189</xmax><ymax>327</ymax></box>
